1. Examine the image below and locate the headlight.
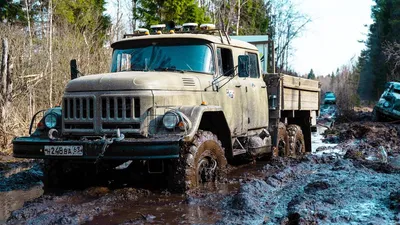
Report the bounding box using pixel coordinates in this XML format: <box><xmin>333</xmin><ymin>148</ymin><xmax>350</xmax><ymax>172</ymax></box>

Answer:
<box><xmin>162</xmin><ymin>112</ymin><xmax>179</xmax><ymax>129</ymax></box>
<box><xmin>44</xmin><ymin>113</ymin><xmax>58</xmax><ymax>129</ymax></box>
<box><xmin>384</xmin><ymin>102</ymin><xmax>391</xmax><ymax>108</ymax></box>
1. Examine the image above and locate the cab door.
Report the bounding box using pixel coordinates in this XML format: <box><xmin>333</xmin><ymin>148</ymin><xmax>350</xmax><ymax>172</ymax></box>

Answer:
<box><xmin>214</xmin><ymin>47</ymin><xmax>247</xmax><ymax>136</ymax></box>
<box><xmin>238</xmin><ymin>52</ymin><xmax>269</xmax><ymax>130</ymax></box>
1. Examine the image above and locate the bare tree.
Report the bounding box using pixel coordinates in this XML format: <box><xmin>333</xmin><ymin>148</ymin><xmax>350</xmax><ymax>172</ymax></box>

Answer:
<box><xmin>268</xmin><ymin>0</ymin><xmax>311</xmax><ymax>73</ymax></box>
<box><xmin>48</xmin><ymin>0</ymin><xmax>54</xmax><ymax>107</ymax></box>
<box><xmin>24</xmin><ymin>0</ymin><xmax>33</xmax><ymax>64</ymax></box>
<box><xmin>384</xmin><ymin>41</ymin><xmax>400</xmax><ymax>81</ymax></box>
<box><xmin>236</xmin><ymin>0</ymin><xmax>249</xmax><ymax>35</ymax></box>
<box><xmin>0</xmin><ymin>38</ymin><xmax>14</xmax><ymax>148</ymax></box>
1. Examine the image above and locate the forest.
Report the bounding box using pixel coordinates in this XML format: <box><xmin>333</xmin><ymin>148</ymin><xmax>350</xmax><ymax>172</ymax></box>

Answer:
<box><xmin>358</xmin><ymin>0</ymin><xmax>400</xmax><ymax>100</ymax></box>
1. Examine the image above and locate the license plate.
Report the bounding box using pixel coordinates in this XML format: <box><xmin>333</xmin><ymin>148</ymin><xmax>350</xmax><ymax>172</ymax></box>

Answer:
<box><xmin>44</xmin><ymin>145</ymin><xmax>83</xmax><ymax>156</ymax></box>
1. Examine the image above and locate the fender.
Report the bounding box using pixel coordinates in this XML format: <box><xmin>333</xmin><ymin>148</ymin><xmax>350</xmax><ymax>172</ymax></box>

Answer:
<box><xmin>177</xmin><ymin>105</ymin><xmax>233</xmax><ymax>160</ymax></box>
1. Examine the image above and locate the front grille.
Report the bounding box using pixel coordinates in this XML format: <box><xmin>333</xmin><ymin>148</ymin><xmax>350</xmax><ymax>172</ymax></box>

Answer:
<box><xmin>62</xmin><ymin>95</ymin><xmax>142</xmax><ymax>135</ymax></box>
<box><xmin>100</xmin><ymin>96</ymin><xmax>141</xmax><ymax>132</ymax></box>
<box><xmin>63</xmin><ymin>97</ymin><xmax>94</xmax><ymax>120</ymax></box>
<box><xmin>101</xmin><ymin>97</ymin><xmax>140</xmax><ymax>119</ymax></box>
<box><xmin>63</xmin><ymin>96</ymin><xmax>95</xmax><ymax>133</ymax></box>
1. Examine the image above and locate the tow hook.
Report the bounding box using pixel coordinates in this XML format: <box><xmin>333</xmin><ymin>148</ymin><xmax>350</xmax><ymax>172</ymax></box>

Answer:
<box><xmin>95</xmin><ymin>129</ymin><xmax>125</xmax><ymax>164</ymax></box>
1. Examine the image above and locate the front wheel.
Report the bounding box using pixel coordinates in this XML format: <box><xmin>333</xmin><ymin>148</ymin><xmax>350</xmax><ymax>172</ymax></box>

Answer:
<box><xmin>168</xmin><ymin>131</ymin><xmax>227</xmax><ymax>192</ymax></box>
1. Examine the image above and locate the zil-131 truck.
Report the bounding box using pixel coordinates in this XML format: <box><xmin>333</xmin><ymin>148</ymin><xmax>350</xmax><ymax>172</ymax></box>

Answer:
<box><xmin>13</xmin><ymin>24</ymin><xmax>320</xmax><ymax>191</ymax></box>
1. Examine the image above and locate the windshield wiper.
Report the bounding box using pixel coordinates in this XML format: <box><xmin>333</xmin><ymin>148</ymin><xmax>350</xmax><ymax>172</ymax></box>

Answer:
<box><xmin>154</xmin><ymin>67</ymin><xmax>185</xmax><ymax>73</ymax></box>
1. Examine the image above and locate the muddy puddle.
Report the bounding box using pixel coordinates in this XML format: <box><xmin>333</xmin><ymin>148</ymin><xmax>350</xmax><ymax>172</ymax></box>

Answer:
<box><xmin>86</xmin><ymin>162</ymin><xmax>270</xmax><ymax>224</ymax></box>
<box><xmin>311</xmin><ymin>126</ymin><xmax>343</xmax><ymax>156</ymax></box>
<box><xmin>0</xmin><ymin>125</ymin><xmax>337</xmax><ymax>224</ymax></box>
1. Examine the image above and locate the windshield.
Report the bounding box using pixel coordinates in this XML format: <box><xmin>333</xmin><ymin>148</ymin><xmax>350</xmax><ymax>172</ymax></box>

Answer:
<box><xmin>325</xmin><ymin>93</ymin><xmax>335</xmax><ymax>98</ymax></box>
<box><xmin>111</xmin><ymin>44</ymin><xmax>214</xmax><ymax>74</ymax></box>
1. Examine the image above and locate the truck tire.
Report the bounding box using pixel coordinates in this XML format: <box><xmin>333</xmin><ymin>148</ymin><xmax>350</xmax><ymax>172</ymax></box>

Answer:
<box><xmin>273</xmin><ymin>122</ymin><xmax>289</xmax><ymax>157</ymax></box>
<box><xmin>372</xmin><ymin>107</ymin><xmax>381</xmax><ymax>122</ymax></box>
<box><xmin>287</xmin><ymin>124</ymin><xmax>305</xmax><ymax>157</ymax></box>
<box><xmin>168</xmin><ymin>130</ymin><xmax>227</xmax><ymax>192</ymax></box>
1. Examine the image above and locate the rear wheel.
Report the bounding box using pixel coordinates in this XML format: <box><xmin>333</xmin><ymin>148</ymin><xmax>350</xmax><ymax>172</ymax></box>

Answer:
<box><xmin>273</xmin><ymin>122</ymin><xmax>289</xmax><ymax>157</ymax></box>
<box><xmin>168</xmin><ymin>131</ymin><xmax>227</xmax><ymax>192</ymax></box>
<box><xmin>287</xmin><ymin>124</ymin><xmax>305</xmax><ymax>157</ymax></box>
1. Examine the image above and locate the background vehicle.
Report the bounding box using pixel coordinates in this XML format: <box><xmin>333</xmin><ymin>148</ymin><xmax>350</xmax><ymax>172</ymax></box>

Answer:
<box><xmin>373</xmin><ymin>82</ymin><xmax>400</xmax><ymax>122</ymax></box>
<box><xmin>323</xmin><ymin>91</ymin><xmax>336</xmax><ymax>104</ymax></box>
<box><xmin>13</xmin><ymin>25</ymin><xmax>320</xmax><ymax>191</ymax></box>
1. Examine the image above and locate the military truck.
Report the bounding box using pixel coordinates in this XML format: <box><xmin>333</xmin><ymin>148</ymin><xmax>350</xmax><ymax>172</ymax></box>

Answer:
<box><xmin>323</xmin><ymin>92</ymin><xmax>336</xmax><ymax>105</ymax></box>
<box><xmin>372</xmin><ymin>82</ymin><xmax>400</xmax><ymax>122</ymax></box>
<box><xmin>13</xmin><ymin>26</ymin><xmax>320</xmax><ymax>191</ymax></box>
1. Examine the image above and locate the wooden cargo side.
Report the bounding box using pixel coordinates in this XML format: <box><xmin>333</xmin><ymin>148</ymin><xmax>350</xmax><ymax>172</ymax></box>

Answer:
<box><xmin>280</xmin><ymin>75</ymin><xmax>320</xmax><ymax>112</ymax></box>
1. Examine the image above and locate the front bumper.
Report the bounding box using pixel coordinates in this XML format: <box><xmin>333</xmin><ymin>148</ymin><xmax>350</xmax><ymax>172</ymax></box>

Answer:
<box><xmin>13</xmin><ymin>136</ymin><xmax>181</xmax><ymax>160</ymax></box>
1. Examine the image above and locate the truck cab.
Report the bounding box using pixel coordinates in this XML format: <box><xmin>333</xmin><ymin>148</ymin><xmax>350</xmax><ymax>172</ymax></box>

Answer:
<box><xmin>373</xmin><ymin>82</ymin><xmax>400</xmax><ymax>121</ymax></box>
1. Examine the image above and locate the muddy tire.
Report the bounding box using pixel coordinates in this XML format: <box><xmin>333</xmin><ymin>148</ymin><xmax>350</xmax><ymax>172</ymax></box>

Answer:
<box><xmin>168</xmin><ymin>130</ymin><xmax>227</xmax><ymax>192</ymax></box>
<box><xmin>287</xmin><ymin>124</ymin><xmax>306</xmax><ymax>157</ymax></box>
<box><xmin>372</xmin><ymin>107</ymin><xmax>381</xmax><ymax>122</ymax></box>
<box><xmin>273</xmin><ymin>122</ymin><xmax>289</xmax><ymax>157</ymax></box>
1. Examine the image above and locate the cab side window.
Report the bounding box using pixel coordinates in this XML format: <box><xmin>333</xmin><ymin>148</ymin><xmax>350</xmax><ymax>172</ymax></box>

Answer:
<box><xmin>247</xmin><ymin>53</ymin><xmax>260</xmax><ymax>78</ymax></box>
<box><xmin>217</xmin><ymin>48</ymin><xmax>234</xmax><ymax>76</ymax></box>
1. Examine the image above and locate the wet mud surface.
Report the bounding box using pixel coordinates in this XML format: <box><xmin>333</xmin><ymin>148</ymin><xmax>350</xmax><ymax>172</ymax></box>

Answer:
<box><xmin>3</xmin><ymin>117</ymin><xmax>400</xmax><ymax>224</ymax></box>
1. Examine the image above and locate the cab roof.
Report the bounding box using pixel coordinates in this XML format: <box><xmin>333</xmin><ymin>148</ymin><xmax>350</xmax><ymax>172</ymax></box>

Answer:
<box><xmin>111</xmin><ymin>33</ymin><xmax>258</xmax><ymax>51</ymax></box>
<box><xmin>387</xmin><ymin>82</ymin><xmax>400</xmax><ymax>90</ymax></box>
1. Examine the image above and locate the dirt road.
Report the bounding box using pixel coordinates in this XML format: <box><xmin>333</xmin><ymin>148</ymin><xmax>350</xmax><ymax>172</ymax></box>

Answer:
<box><xmin>2</xmin><ymin>118</ymin><xmax>400</xmax><ymax>224</ymax></box>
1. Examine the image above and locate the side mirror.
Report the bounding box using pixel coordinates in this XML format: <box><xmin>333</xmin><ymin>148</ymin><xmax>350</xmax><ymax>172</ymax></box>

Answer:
<box><xmin>238</xmin><ymin>55</ymin><xmax>250</xmax><ymax>77</ymax></box>
<box><xmin>70</xmin><ymin>59</ymin><xmax>78</xmax><ymax>80</ymax></box>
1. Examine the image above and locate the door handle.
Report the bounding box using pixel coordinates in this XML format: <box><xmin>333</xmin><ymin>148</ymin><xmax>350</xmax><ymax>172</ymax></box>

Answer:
<box><xmin>261</xmin><ymin>85</ymin><xmax>266</xmax><ymax>88</ymax></box>
<box><xmin>235</xmin><ymin>85</ymin><xmax>242</xmax><ymax>88</ymax></box>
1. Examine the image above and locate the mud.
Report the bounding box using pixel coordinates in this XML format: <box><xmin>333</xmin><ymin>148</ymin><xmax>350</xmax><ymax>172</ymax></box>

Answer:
<box><xmin>3</xmin><ymin>118</ymin><xmax>400</xmax><ymax>224</ymax></box>
<box><xmin>3</xmin><ymin>162</ymin><xmax>270</xmax><ymax>224</ymax></box>
<box><xmin>220</xmin><ymin>155</ymin><xmax>400</xmax><ymax>224</ymax></box>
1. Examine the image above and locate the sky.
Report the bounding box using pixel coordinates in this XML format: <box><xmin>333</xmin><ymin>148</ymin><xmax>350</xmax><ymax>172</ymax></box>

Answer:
<box><xmin>291</xmin><ymin>0</ymin><xmax>375</xmax><ymax>76</ymax></box>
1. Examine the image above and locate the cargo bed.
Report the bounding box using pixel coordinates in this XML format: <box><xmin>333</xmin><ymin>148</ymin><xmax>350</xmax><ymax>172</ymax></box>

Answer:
<box><xmin>265</xmin><ymin>73</ymin><xmax>321</xmax><ymax>152</ymax></box>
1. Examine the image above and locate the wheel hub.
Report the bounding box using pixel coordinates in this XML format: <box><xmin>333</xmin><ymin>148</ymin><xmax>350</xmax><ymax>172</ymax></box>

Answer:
<box><xmin>295</xmin><ymin>139</ymin><xmax>303</xmax><ymax>155</ymax></box>
<box><xmin>197</xmin><ymin>157</ymin><xmax>217</xmax><ymax>183</ymax></box>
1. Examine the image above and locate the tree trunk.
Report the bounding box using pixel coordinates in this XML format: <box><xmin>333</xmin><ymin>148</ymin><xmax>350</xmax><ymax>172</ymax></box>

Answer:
<box><xmin>132</xmin><ymin>0</ymin><xmax>137</xmax><ymax>31</ymax></box>
<box><xmin>49</xmin><ymin>0</ymin><xmax>53</xmax><ymax>107</ymax></box>
<box><xmin>25</xmin><ymin>0</ymin><xmax>33</xmax><ymax>64</ymax></box>
<box><xmin>0</xmin><ymin>38</ymin><xmax>13</xmax><ymax>148</ymax></box>
<box><xmin>0</xmin><ymin>39</ymin><xmax>7</xmax><ymax>101</ymax></box>
<box><xmin>236</xmin><ymin>0</ymin><xmax>240</xmax><ymax>35</ymax></box>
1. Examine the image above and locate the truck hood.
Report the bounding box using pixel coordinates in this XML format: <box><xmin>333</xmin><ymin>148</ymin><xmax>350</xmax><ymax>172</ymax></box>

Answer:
<box><xmin>65</xmin><ymin>71</ymin><xmax>202</xmax><ymax>92</ymax></box>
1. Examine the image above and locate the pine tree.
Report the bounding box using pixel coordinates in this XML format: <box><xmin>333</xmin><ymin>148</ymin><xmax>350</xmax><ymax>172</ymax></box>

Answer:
<box><xmin>0</xmin><ymin>0</ymin><xmax>26</xmax><ymax>25</ymax></box>
<box><xmin>53</xmin><ymin>0</ymin><xmax>111</xmax><ymax>42</ymax></box>
<box><xmin>358</xmin><ymin>0</ymin><xmax>400</xmax><ymax>100</ymax></box>
<box><xmin>137</xmin><ymin>0</ymin><xmax>209</xmax><ymax>27</ymax></box>
<box><xmin>307</xmin><ymin>69</ymin><xmax>316</xmax><ymax>80</ymax></box>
